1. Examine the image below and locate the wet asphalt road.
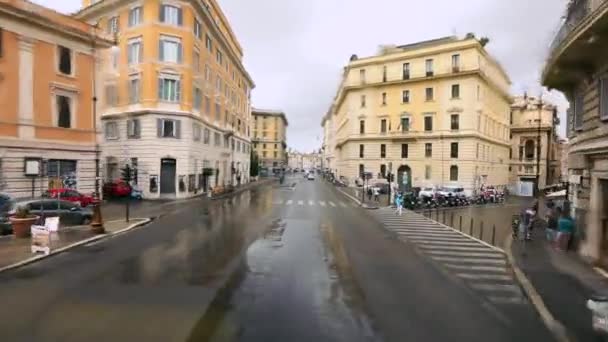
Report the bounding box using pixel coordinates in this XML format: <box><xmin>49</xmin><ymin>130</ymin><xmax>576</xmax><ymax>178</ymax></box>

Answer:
<box><xmin>0</xmin><ymin>177</ymin><xmax>553</xmax><ymax>341</ymax></box>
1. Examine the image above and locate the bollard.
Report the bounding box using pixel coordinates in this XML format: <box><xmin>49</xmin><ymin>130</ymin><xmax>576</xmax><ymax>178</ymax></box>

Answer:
<box><xmin>480</xmin><ymin>221</ymin><xmax>484</xmax><ymax>241</ymax></box>
<box><xmin>492</xmin><ymin>224</ymin><xmax>496</xmax><ymax>246</ymax></box>
<box><xmin>470</xmin><ymin>218</ymin><xmax>474</xmax><ymax>235</ymax></box>
<box><xmin>459</xmin><ymin>216</ymin><xmax>462</xmax><ymax>231</ymax></box>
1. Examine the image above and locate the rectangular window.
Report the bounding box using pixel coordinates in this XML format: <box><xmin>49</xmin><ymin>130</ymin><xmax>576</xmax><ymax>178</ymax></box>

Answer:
<box><xmin>451</xmin><ymin>84</ymin><xmax>460</xmax><ymax>99</ymax></box>
<box><xmin>127</xmin><ymin>119</ymin><xmax>141</xmax><ymax>139</ymax></box>
<box><xmin>205</xmin><ymin>34</ymin><xmax>213</xmax><ymax>52</ymax></box>
<box><xmin>600</xmin><ymin>77</ymin><xmax>608</xmax><ymax>120</ymax></box>
<box><xmin>452</xmin><ymin>54</ymin><xmax>460</xmax><ymax>72</ymax></box>
<box><xmin>382</xmin><ymin>66</ymin><xmax>387</xmax><ymax>82</ymax></box>
<box><xmin>159</xmin><ymin>4</ymin><xmax>182</xmax><ymax>26</ymax></box>
<box><xmin>425</xmin><ymin>143</ymin><xmax>432</xmax><ymax>158</ymax></box>
<box><xmin>105</xmin><ymin>121</ymin><xmax>118</xmax><ymax>139</ymax></box>
<box><xmin>359</xmin><ymin>144</ymin><xmax>364</xmax><ymax>158</ymax></box>
<box><xmin>105</xmin><ymin>84</ymin><xmax>118</xmax><ymax>106</ymax></box>
<box><xmin>107</xmin><ymin>16</ymin><xmax>119</xmax><ymax>34</ymax></box>
<box><xmin>450</xmin><ymin>166</ymin><xmax>458</xmax><ymax>181</ymax></box>
<box><xmin>128</xmin><ymin>78</ymin><xmax>140</xmax><ymax>104</ymax></box>
<box><xmin>214</xmin><ymin>132</ymin><xmax>221</xmax><ymax>146</ymax></box>
<box><xmin>380</xmin><ymin>164</ymin><xmax>387</xmax><ymax>178</ymax></box>
<box><xmin>574</xmin><ymin>91</ymin><xmax>584</xmax><ymax>130</ymax></box>
<box><xmin>128</xmin><ymin>7</ymin><xmax>142</xmax><ymax>27</ymax></box>
<box><xmin>401</xmin><ymin>144</ymin><xmax>408</xmax><ymax>158</ymax></box>
<box><xmin>360</xmin><ymin>69</ymin><xmax>366</xmax><ymax>84</ymax></box>
<box><xmin>194</xmin><ymin>87</ymin><xmax>202</xmax><ymax>109</ymax></box>
<box><xmin>194</xmin><ymin>19</ymin><xmax>202</xmax><ymax>39</ymax></box>
<box><xmin>450</xmin><ymin>142</ymin><xmax>459</xmax><ymax>158</ymax></box>
<box><xmin>361</xmin><ymin>95</ymin><xmax>366</xmax><ymax>108</ymax></box>
<box><xmin>403</xmin><ymin>63</ymin><xmax>410</xmax><ymax>80</ymax></box>
<box><xmin>380</xmin><ymin>144</ymin><xmax>386</xmax><ymax>158</ymax></box>
<box><xmin>204</xmin><ymin>95</ymin><xmax>210</xmax><ymax>115</ymax></box>
<box><xmin>215</xmin><ymin>103</ymin><xmax>220</xmax><ymax>121</ymax></box>
<box><xmin>425</xmin><ymin>59</ymin><xmax>434</xmax><ymax>77</ymax></box>
<box><xmin>193</xmin><ymin>124</ymin><xmax>201</xmax><ymax>141</ymax></box>
<box><xmin>158</xmin><ymin>75</ymin><xmax>181</xmax><ymax>102</ymax></box>
<box><xmin>425</xmin><ymin>87</ymin><xmax>434</xmax><ymax>101</ymax></box>
<box><xmin>158</xmin><ymin>119</ymin><xmax>179</xmax><ymax>138</ymax></box>
<box><xmin>203</xmin><ymin>128</ymin><xmax>210</xmax><ymax>144</ymax></box>
<box><xmin>216</xmin><ymin>49</ymin><xmax>223</xmax><ymax>65</ymax></box>
<box><xmin>127</xmin><ymin>38</ymin><xmax>142</xmax><ymax>65</ymax></box>
<box><xmin>56</xmin><ymin>95</ymin><xmax>71</xmax><ymax>128</ymax></box>
<box><xmin>450</xmin><ymin>114</ymin><xmax>459</xmax><ymax>130</ymax></box>
<box><xmin>193</xmin><ymin>50</ymin><xmax>200</xmax><ymax>72</ymax></box>
<box><xmin>382</xmin><ymin>92</ymin><xmax>387</xmax><ymax>105</ymax></box>
<box><xmin>359</xmin><ymin>164</ymin><xmax>365</xmax><ymax>177</ymax></box>
<box><xmin>424</xmin><ymin>116</ymin><xmax>433</xmax><ymax>132</ymax></box>
<box><xmin>360</xmin><ymin>120</ymin><xmax>365</xmax><ymax>134</ymax></box>
<box><xmin>400</xmin><ymin>117</ymin><xmax>410</xmax><ymax>132</ymax></box>
<box><xmin>159</xmin><ymin>35</ymin><xmax>182</xmax><ymax>63</ymax></box>
<box><xmin>402</xmin><ymin>90</ymin><xmax>410</xmax><ymax>103</ymax></box>
<box><xmin>58</xmin><ymin>46</ymin><xmax>72</xmax><ymax>75</ymax></box>
<box><xmin>425</xmin><ymin>165</ymin><xmax>431</xmax><ymax>180</ymax></box>
<box><xmin>47</xmin><ymin>160</ymin><xmax>77</xmax><ymax>178</ymax></box>
<box><xmin>380</xmin><ymin>119</ymin><xmax>387</xmax><ymax>133</ymax></box>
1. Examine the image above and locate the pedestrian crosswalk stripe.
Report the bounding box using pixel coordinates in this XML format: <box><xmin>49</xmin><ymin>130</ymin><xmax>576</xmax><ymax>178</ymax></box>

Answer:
<box><xmin>329</xmin><ymin>201</ymin><xmax>337</xmax><ymax>207</ymax></box>
<box><xmin>405</xmin><ymin>236</ymin><xmax>473</xmax><ymax>242</ymax></box>
<box><xmin>431</xmin><ymin>256</ymin><xmax>506</xmax><ymax>265</ymax></box>
<box><xmin>418</xmin><ymin>245</ymin><xmax>493</xmax><ymax>252</ymax></box>
<box><xmin>397</xmin><ymin>232</ymin><xmax>462</xmax><ymax>238</ymax></box>
<box><xmin>309</xmin><ymin>200</ymin><xmax>314</xmax><ymax>206</ymax></box>
<box><xmin>455</xmin><ymin>273</ymin><xmax>513</xmax><ymax>282</ymax></box>
<box><xmin>298</xmin><ymin>200</ymin><xmax>304</xmax><ymax>205</ymax></box>
<box><xmin>444</xmin><ymin>264</ymin><xmax>508</xmax><ymax>273</ymax></box>
<box><xmin>389</xmin><ymin>226</ymin><xmax>450</xmax><ymax>232</ymax></box>
<box><xmin>469</xmin><ymin>283</ymin><xmax>521</xmax><ymax>294</ymax></box>
<box><xmin>487</xmin><ymin>296</ymin><xmax>525</xmax><ymax>305</ymax></box>
<box><xmin>415</xmin><ymin>240</ymin><xmax>485</xmax><ymax>247</ymax></box>
<box><xmin>286</xmin><ymin>200</ymin><xmax>293</xmax><ymax>205</ymax></box>
<box><xmin>319</xmin><ymin>201</ymin><xmax>326</xmax><ymax>207</ymax></box>
<box><xmin>425</xmin><ymin>250</ymin><xmax>503</xmax><ymax>258</ymax></box>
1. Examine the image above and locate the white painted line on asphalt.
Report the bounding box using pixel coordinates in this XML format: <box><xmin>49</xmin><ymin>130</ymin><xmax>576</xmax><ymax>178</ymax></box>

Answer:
<box><xmin>319</xmin><ymin>201</ymin><xmax>326</xmax><ymax>207</ymax></box>
<box><xmin>388</xmin><ymin>226</ymin><xmax>449</xmax><ymax>232</ymax></box>
<box><xmin>431</xmin><ymin>256</ymin><xmax>506</xmax><ymax>265</ymax></box>
<box><xmin>455</xmin><ymin>273</ymin><xmax>514</xmax><ymax>282</ymax></box>
<box><xmin>487</xmin><ymin>296</ymin><xmax>525</xmax><ymax>305</ymax></box>
<box><xmin>286</xmin><ymin>200</ymin><xmax>293</xmax><ymax>205</ymax></box>
<box><xmin>415</xmin><ymin>240</ymin><xmax>485</xmax><ymax>247</ymax></box>
<box><xmin>470</xmin><ymin>283</ymin><xmax>521</xmax><ymax>293</ymax></box>
<box><xmin>444</xmin><ymin>264</ymin><xmax>508</xmax><ymax>273</ymax></box>
<box><xmin>340</xmin><ymin>202</ymin><xmax>347</xmax><ymax>207</ymax></box>
<box><xmin>406</xmin><ymin>236</ymin><xmax>472</xmax><ymax>242</ymax></box>
<box><xmin>397</xmin><ymin>231</ymin><xmax>462</xmax><ymax>238</ymax></box>
<box><xmin>309</xmin><ymin>200</ymin><xmax>315</xmax><ymax>206</ymax></box>
<box><xmin>329</xmin><ymin>201</ymin><xmax>337</xmax><ymax>207</ymax></box>
<box><xmin>425</xmin><ymin>250</ymin><xmax>504</xmax><ymax>258</ymax></box>
<box><xmin>418</xmin><ymin>245</ymin><xmax>493</xmax><ymax>252</ymax></box>
<box><xmin>298</xmin><ymin>200</ymin><xmax>304</xmax><ymax>205</ymax></box>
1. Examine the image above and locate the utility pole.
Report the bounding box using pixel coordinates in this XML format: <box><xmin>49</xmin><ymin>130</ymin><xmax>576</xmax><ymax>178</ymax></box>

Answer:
<box><xmin>536</xmin><ymin>95</ymin><xmax>543</xmax><ymax>198</ymax></box>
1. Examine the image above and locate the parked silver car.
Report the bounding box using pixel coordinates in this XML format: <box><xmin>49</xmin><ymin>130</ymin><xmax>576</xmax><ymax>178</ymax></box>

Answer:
<box><xmin>11</xmin><ymin>199</ymin><xmax>93</xmax><ymax>226</ymax></box>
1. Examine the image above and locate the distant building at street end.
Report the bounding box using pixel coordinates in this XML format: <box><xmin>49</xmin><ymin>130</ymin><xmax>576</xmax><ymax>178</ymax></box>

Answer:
<box><xmin>321</xmin><ymin>108</ymin><xmax>336</xmax><ymax>175</ymax></box>
<box><xmin>324</xmin><ymin>35</ymin><xmax>512</xmax><ymax>195</ymax></box>
<box><xmin>75</xmin><ymin>0</ymin><xmax>255</xmax><ymax>199</ymax></box>
<box><xmin>0</xmin><ymin>0</ymin><xmax>113</xmax><ymax>199</ymax></box>
<box><xmin>542</xmin><ymin>0</ymin><xmax>608</xmax><ymax>263</ymax></box>
<box><xmin>288</xmin><ymin>150</ymin><xmax>321</xmax><ymax>171</ymax></box>
<box><xmin>251</xmin><ymin>108</ymin><xmax>288</xmax><ymax>172</ymax></box>
<box><xmin>508</xmin><ymin>95</ymin><xmax>562</xmax><ymax>196</ymax></box>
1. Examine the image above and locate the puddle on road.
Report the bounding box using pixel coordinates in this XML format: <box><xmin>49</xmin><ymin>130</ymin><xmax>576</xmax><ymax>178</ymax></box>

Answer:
<box><xmin>186</xmin><ymin>215</ymin><xmax>383</xmax><ymax>342</ymax></box>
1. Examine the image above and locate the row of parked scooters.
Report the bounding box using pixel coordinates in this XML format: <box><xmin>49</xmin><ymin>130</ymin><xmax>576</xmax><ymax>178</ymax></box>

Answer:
<box><xmin>397</xmin><ymin>188</ymin><xmax>507</xmax><ymax>210</ymax></box>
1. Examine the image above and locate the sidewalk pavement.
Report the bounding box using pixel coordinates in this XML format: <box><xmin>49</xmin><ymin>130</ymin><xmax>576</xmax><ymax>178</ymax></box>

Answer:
<box><xmin>341</xmin><ymin>186</ymin><xmax>389</xmax><ymax>208</ymax></box>
<box><xmin>510</xmin><ymin>225</ymin><xmax>608</xmax><ymax>342</ymax></box>
<box><xmin>0</xmin><ymin>218</ymin><xmax>149</xmax><ymax>272</ymax></box>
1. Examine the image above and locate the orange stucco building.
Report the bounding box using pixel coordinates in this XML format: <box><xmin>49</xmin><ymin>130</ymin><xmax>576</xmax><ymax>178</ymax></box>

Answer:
<box><xmin>0</xmin><ymin>0</ymin><xmax>112</xmax><ymax>198</ymax></box>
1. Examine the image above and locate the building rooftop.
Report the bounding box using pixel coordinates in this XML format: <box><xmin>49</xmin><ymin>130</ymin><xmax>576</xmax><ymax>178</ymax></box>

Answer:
<box><xmin>252</xmin><ymin>108</ymin><xmax>289</xmax><ymax>126</ymax></box>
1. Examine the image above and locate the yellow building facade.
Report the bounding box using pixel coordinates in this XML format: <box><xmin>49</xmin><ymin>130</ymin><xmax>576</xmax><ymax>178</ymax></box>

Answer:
<box><xmin>251</xmin><ymin>108</ymin><xmax>288</xmax><ymax>170</ymax></box>
<box><xmin>75</xmin><ymin>0</ymin><xmax>254</xmax><ymax>198</ymax></box>
<box><xmin>327</xmin><ymin>36</ymin><xmax>512</xmax><ymax>194</ymax></box>
<box><xmin>0</xmin><ymin>0</ymin><xmax>112</xmax><ymax>198</ymax></box>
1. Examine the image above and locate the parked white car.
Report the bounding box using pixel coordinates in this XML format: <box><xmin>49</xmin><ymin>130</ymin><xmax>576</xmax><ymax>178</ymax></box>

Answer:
<box><xmin>307</xmin><ymin>173</ymin><xmax>315</xmax><ymax>180</ymax></box>
<box><xmin>418</xmin><ymin>187</ymin><xmax>438</xmax><ymax>199</ymax></box>
<box><xmin>437</xmin><ymin>186</ymin><xmax>467</xmax><ymax>198</ymax></box>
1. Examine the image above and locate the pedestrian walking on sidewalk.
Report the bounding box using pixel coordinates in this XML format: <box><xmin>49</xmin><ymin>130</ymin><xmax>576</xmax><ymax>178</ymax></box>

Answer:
<box><xmin>367</xmin><ymin>187</ymin><xmax>373</xmax><ymax>202</ymax></box>
<box><xmin>519</xmin><ymin>201</ymin><xmax>538</xmax><ymax>241</ymax></box>
<box><xmin>545</xmin><ymin>200</ymin><xmax>558</xmax><ymax>243</ymax></box>
<box><xmin>395</xmin><ymin>193</ymin><xmax>404</xmax><ymax>216</ymax></box>
<box><xmin>556</xmin><ymin>207</ymin><xmax>574</xmax><ymax>252</ymax></box>
<box><xmin>373</xmin><ymin>188</ymin><xmax>380</xmax><ymax>202</ymax></box>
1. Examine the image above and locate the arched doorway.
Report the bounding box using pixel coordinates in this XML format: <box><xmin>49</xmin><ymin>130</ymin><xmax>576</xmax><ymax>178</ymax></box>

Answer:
<box><xmin>397</xmin><ymin>165</ymin><xmax>412</xmax><ymax>192</ymax></box>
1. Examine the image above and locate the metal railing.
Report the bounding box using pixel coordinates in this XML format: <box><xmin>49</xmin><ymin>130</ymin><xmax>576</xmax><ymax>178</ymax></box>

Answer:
<box><xmin>549</xmin><ymin>0</ymin><xmax>596</xmax><ymax>54</ymax></box>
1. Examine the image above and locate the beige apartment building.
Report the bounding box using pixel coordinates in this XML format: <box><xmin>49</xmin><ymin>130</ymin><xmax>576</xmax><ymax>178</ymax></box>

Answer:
<box><xmin>321</xmin><ymin>107</ymin><xmax>336</xmax><ymax>174</ymax></box>
<box><xmin>542</xmin><ymin>0</ymin><xmax>608</xmax><ymax>264</ymax></box>
<box><xmin>509</xmin><ymin>95</ymin><xmax>563</xmax><ymax>195</ymax></box>
<box><xmin>75</xmin><ymin>0</ymin><xmax>254</xmax><ymax>199</ymax></box>
<box><xmin>325</xmin><ymin>36</ymin><xmax>512</xmax><ymax>195</ymax></box>
<box><xmin>251</xmin><ymin>108</ymin><xmax>288</xmax><ymax>171</ymax></box>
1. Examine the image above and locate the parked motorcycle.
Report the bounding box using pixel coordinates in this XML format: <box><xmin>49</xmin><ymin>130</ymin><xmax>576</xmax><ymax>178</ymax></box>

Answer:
<box><xmin>587</xmin><ymin>294</ymin><xmax>608</xmax><ymax>341</ymax></box>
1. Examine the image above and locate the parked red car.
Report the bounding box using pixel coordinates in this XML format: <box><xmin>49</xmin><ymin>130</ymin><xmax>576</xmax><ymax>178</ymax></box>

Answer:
<box><xmin>103</xmin><ymin>181</ymin><xmax>132</xmax><ymax>198</ymax></box>
<box><xmin>43</xmin><ymin>188</ymin><xmax>96</xmax><ymax>207</ymax></box>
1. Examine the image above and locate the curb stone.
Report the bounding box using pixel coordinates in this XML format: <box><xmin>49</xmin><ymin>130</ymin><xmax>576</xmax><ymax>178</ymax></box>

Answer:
<box><xmin>0</xmin><ymin>218</ymin><xmax>152</xmax><ymax>274</ymax></box>
<box><xmin>505</xmin><ymin>234</ymin><xmax>572</xmax><ymax>342</ymax></box>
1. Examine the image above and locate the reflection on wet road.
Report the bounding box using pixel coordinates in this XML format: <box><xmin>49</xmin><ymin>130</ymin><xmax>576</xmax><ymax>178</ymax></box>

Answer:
<box><xmin>188</xmin><ymin>177</ymin><xmax>380</xmax><ymax>342</ymax></box>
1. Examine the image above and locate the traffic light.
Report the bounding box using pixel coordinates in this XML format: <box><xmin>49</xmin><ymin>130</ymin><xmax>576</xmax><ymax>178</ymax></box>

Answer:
<box><xmin>120</xmin><ymin>164</ymin><xmax>132</xmax><ymax>183</ymax></box>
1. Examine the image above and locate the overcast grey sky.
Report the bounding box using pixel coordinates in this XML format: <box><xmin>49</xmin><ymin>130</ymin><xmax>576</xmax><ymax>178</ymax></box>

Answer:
<box><xmin>35</xmin><ymin>0</ymin><xmax>570</xmax><ymax>153</ymax></box>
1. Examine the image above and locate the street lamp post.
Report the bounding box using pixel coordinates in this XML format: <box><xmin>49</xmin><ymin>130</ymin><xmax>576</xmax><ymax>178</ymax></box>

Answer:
<box><xmin>89</xmin><ymin>23</ymin><xmax>105</xmax><ymax>234</ymax></box>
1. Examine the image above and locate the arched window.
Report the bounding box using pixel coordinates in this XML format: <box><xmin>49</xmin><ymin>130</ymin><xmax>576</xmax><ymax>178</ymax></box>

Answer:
<box><xmin>524</xmin><ymin>140</ymin><xmax>535</xmax><ymax>160</ymax></box>
<box><xmin>450</xmin><ymin>165</ymin><xmax>458</xmax><ymax>181</ymax></box>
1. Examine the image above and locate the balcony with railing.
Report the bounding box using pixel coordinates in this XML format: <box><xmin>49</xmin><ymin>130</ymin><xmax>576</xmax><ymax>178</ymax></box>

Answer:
<box><xmin>543</xmin><ymin>0</ymin><xmax>608</xmax><ymax>89</ymax></box>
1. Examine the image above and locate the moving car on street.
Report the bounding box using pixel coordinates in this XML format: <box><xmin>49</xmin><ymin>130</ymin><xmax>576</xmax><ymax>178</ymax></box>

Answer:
<box><xmin>307</xmin><ymin>173</ymin><xmax>316</xmax><ymax>180</ymax></box>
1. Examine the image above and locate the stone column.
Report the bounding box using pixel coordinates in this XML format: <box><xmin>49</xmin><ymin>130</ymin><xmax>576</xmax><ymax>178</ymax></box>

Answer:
<box><xmin>18</xmin><ymin>36</ymin><xmax>35</xmax><ymax>139</ymax></box>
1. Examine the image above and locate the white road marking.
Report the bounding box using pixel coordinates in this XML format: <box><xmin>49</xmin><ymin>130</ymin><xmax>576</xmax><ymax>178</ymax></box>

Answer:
<box><xmin>415</xmin><ymin>240</ymin><xmax>485</xmax><ymax>247</ymax></box>
<box><xmin>469</xmin><ymin>283</ymin><xmax>521</xmax><ymax>293</ymax></box>
<box><xmin>487</xmin><ymin>296</ymin><xmax>525</xmax><ymax>305</ymax></box>
<box><xmin>455</xmin><ymin>273</ymin><xmax>513</xmax><ymax>282</ymax></box>
<box><xmin>425</xmin><ymin>250</ymin><xmax>503</xmax><ymax>258</ymax></box>
<box><xmin>309</xmin><ymin>200</ymin><xmax>315</xmax><ymax>206</ymax></box>
<box><xmin>431</xmin><ymin>256</ymin><xmax>506</xmax><ymax>265</ymax></box>
<box><xmin>297</xmin><ymin>200</ymin><xmax>304</xmax><ymax>205</ymax></box>
<box><xmin>405</xmin><ymin>236</ymin><xmax>473</xmax><ymax>242</ymax></box>
<box><xmin>329</xmin><ymin>201</ymin><xmax>337</xmax><ymax>207</ymax></box>
<box><xmin>319</xmin><ymin>201</ymin><xmax>326</xmax><ymax>207</ymax></box>
<box><xmin>418</xmin><ymin>245</ymin><xmax>493</xmax><ymax>252</ymax></box>
<box><xmin>444</xmin><ymin>264</ymin><xmax>508</xmax><ymax>273</ymax></box>
<box><xmin>388</xmin><ymin>226</ymin><xmax>449</xmax><ymax>232</ymax></box>
<box><xmin>397</xmin><ymin>232</ymin><xmax>462</xmax><ymax>238</ymax></box>
<box><xmin>286</xmin><ymin>200</ymin><xmax>293</xmax><ymax>205</ymax></box>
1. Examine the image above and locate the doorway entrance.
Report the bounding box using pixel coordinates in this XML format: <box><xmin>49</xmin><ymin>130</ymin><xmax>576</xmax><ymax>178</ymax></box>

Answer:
<box><xmin>600</xmin><ymin>179</ymin><xmax>608</xmax><ymax>266</ymax></box>
<box><xmin>397</xmin><ymin>165</ymin><xmax>412</xmax><ymax>192</ymax></box>
<box><xmin>160</xmin><ymin>158</ymin><xmax>176</xmax><ymax>194</ymax></box>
